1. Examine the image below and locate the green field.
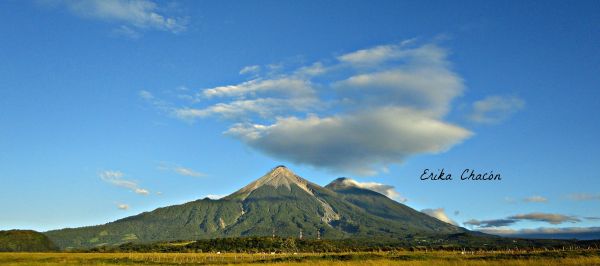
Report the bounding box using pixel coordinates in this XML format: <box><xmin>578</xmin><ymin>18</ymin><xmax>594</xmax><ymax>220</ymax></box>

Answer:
<box><xmin>1</xmin><ymin>250</ymin><xmax>600</xmax><ymax>265</ymax></box>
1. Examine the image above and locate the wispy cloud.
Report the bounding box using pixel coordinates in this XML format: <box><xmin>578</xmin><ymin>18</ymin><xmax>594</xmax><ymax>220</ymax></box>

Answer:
<box><xmin>568</xmin><ymin>193</ymin><xmax>600</xmax><ymax>201</ymax></box>
<box><xmin>202</xmin><ymin>78</ymin><xmax>315</xmax><ymax>99</ymax></box>
<box><xmin>157</xmin><ymin>162</ymin><xmax>205</xmax><ymax>178</ymax></box>
<box><xmin>117</xmin><ymin>203</ymin><xmax>129</xmax><ymax>210</ymax></box>
<box><xmin>468</xmin><ymin>95</ymin><xmax>525</xmax><ymax>124</ymax></box>
<box><xmin>523</xmin><ymin>196</ymin><xmax>548</xmax><ymax>203</ymax></box>
<box><xmin>336</xmin><ymin>39</ymin><xmax>417</xmax><ymax>66</ymax></box>
<box><xmin>41</xmin><ymin>0</ymin><xmax>188</xmax><ymax>37</ymax></box>
<box><xmin>139</xmin><ymin>90</ymin><xmax>172</xmax><ymax>112</ymax></box>
<box><xmin>175</xmin><ymin>97</ymin><xmax>320</xmax><ymax>121</ymax></box>
<box><xmin>99</xmin><ymin>170</ymin><xmax>149</xmax><ymax>195</ymax></box>
<box><xmin>239</xmin><ymin>65</ymin><xmax>261</xmax><ymax>75</ymax></box>
<box><xmin>174</xmin><ymin>167</ymin><xmax>205</xmax><ymax>177</ymax></box>
<box><xmin>421</xmin><ymin>208</ymin><xmax>458</xmax><ymax>225</ymax></box>
<box><xmin>133</xmin><ymin>188</ymin><xmax>149</xmax><ymax>195</ymax></box>
<box><xmin>112</xmin><ymin>25</ymin><xmax>141</xmax><ymax>39</ymax></box>
<box><xmin>504</xmin><ymin>197</ymin><xmax>517</xmax><ymax>204</ymax></box>
<box><xmin>173</xmin><ymin>78</ymin><xmax>320</xmax><ymax>121</ymax></box>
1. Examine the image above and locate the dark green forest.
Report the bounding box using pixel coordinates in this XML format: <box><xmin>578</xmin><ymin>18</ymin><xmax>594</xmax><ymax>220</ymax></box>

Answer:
<box><xmin>88</xmin><ymin>235</ymin><xmax>600</xmax><ymax>253</ymax></box>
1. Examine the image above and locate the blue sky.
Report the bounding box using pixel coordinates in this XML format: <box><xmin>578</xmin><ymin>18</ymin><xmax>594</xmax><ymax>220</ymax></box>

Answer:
<box><xmin>1</xmin><ymin>0</ymin><xmax>599</xmax><ymax>237</ymax></box>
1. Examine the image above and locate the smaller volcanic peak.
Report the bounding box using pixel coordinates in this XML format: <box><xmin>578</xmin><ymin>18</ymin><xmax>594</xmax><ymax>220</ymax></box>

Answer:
<box><xmin>325</xmin><ymin>177</ymin><xmax>358</xmax><ymax>190</ymax></box>
<box><xmin>227</xmin><ymin>165</ymin><xmax>315</xmax><ymax>200</ymax></box>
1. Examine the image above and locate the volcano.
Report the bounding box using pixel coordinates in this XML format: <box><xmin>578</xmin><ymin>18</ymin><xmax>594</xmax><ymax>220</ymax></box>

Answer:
<box><xmin>45</xmin><ymin>166</ymin><xmax>466</xmax><ymax>249</ymax></box>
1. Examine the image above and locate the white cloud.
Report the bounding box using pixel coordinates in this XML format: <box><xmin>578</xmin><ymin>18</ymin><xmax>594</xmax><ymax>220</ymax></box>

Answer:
<box><xmin>202</xmin><ymin>78</ymin><xmax>315</xmax><ymax>99</ymax></box>
<box><xmin>46</xmin><ymin>0</ymin><xmax>187</xmax><ymax>35</ymax></box>
<box><xmin>169</xmin><ymin>78</ymin><xmax>322</xmax><ymax>121</ymax></box>
<box><xmin>143</xmin><ymin>41</ymin><xmax>510</xmax><ymax>175</ymax></box>
<box><xmin>111</xmin><ymin>25</ymin><xmax>141</xmax><ymax>39</ymax></box>
<box><xmin>421</xmin><ymin>208</ymin><xmax>458</xmax><ymax>225</ymax></box>
<box><xmin>239</xmin><ymin>65</ymin><xmax>261</xmax><ymax>75</ymax></box>
<box><xmin>336</xmin><ymin>39</ymin><xmax>419</xmax><ymax>66</ymax></box>
<box><xmin>203</xmin><ymin>194</ymin><xmax>225</xmax><ymax>200</ymax></box>
<box><xmin>99</xmin><ymin>170</ymin><xmax>150</xmax><ymax>195</ymax></box>
<box><xmin>100</xmin><ymin>171</ymin><xmax>134</xmax><ymax>188</ymax></box>
<box><xmin>174</xmin><ymin>167</ymin><xmax>205</xmax><ymax>177</ymax></box>
<box><xmin>157</xmin><ymin>162</ymin><xmax>206</xmax><ymax>178</ymax></box>
<box><xmin>117</xmin><ymin>203</ymin><xmax>129</xmax><ymax>210</ymax></box>
<box><xmin>175</xmin><ymin>97</ymin><xmax>319</xmax><ymax>121</ymax></box>
<box><xmin>134</xmin><ymin>188</ymin><xmax>149</xmax><ymax>195</ymax></box>
<box><xmin>504</xmin><ymin>197</ymin><xmax>517</xmax><ymax>203</ymax></box>
<box><xmin>338</xmin><ymin>44</ymin><xmax>400</xmax><ymax>66</ymax></box>
<box><xmin>336</xmin><ymin>178</ymin><xmax>406</xmax><ymax>202</ymax></box>
<box><xmin>227</xmin><ymin>107</ymin><xmax>471</xmax><ymax>175</ymax></box>
<box><xmin>334</xmin><ymin>67</ymin><xmax>463</xmax><ymax>116</ymax></box>
<box><xmin>469</xmin><ymin>95</ymin><xmax>525</xmax><ymax>124</ymax></box>
<box><xmin>295</xmin><ymin>62</ymin><xmax>328</xmax><ymax>77</ymax></box>
<box><xmin>139</xmin><ymin>90</ymin><xmax>154</xmax><ymax>100</ymax></box>
<box><xmin>334</xmin><ymin>44</ymin><xmax>464</xmax><ymax>117</ymax></box>
<box><xmin>139</xmin><ymin>90</ymin><xmax>172</xmax><ymax>112</ymax></box>
<box><xmin>523</xmin><ymin>196</ymin><xmax>548</xmax><ymax>203</ymax></box>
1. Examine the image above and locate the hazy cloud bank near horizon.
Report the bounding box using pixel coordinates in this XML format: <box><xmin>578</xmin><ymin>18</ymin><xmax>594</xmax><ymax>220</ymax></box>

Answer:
<box><xmin>464</xmin><ymin>212</ymin><xmax>582</xmax><ymax>228</ymax></box>
<box><xmin>480</xmin><ymin>226</ymin><xmax>600</xmax><ymax>240</ymax></box>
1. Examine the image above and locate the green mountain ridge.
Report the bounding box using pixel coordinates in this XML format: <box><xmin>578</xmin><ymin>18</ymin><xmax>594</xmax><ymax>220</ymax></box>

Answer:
<box><xmin>45</xmin><ymin>166</ymin><xmax>466</xmax><ymax>250</ymax></box>
<box><xmin>0</xmin><ymin>230</ymin><xmax>58</xmax><ymax>252</ymax></box>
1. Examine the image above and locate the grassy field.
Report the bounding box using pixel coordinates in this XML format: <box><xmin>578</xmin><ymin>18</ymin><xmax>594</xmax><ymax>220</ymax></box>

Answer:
<box><xmin>1</xmin><ymin>250</ymin><xmax>599</xmax><ymax>265</ymax></box>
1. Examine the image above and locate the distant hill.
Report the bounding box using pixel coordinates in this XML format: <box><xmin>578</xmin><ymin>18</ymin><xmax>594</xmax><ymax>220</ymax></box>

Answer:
<box><xmin>0</xmin><ymin>230</ymin><xmax>58</xmax><ymax>252</ymax></box>
<box><xmin>45</xmin><ymin>166</ymin><xmax>466</xmax><ymax>250</ymax></box>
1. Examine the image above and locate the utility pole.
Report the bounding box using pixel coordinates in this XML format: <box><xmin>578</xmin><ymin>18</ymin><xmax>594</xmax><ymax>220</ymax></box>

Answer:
<box><xmin>299</xmin><ymin>229</ymin><xmax>303</xmax><ymax>239</ymax></box>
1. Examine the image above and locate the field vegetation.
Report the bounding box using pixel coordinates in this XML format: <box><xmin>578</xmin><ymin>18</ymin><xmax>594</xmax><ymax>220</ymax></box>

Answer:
<box><xmin>1</xmin><ymin>250</ymin><xmax>600</xmax><ymax>265</ymax></box>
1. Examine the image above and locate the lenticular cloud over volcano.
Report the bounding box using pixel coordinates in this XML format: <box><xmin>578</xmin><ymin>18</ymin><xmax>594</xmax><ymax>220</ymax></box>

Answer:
<box><xmin>150</xmin><ymin>41</ymin><xmax>473</xmax><ymax>175</ymax></box>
